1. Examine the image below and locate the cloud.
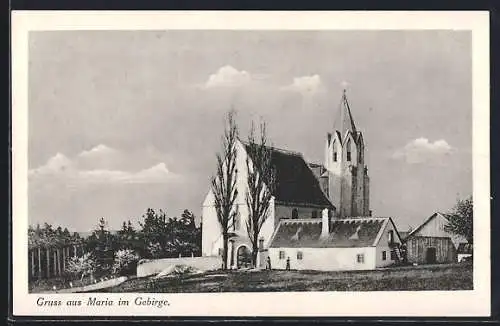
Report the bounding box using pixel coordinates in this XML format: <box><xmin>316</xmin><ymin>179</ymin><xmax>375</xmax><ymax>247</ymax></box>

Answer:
<box><xmin>281</xmin><ymin>74</ymin><xmax>323</xmax><ymax>95</ymax></box>
<box><xmin>392</xmin><ymin>137</ymin><xmax>454</xmax><ymax>164</ymax></box>
<box><xmin>204</xmin><ymin>65</ymin><xmax>252</xmax><ymax>88</ymax></box>
<box><xmin>29</xmin><ymin>146</ymin><xmax>177</xmax><ymax>185</ymax></box>
<box><xmin>29</xmin><ymin>153</ymin><xmax>75</xmax><ymax>175</ymax></box>
<box><xmin>340</xmin><ymin>80</ymin><xmax>350</xmax><ymax>89</ymax></box>
<box><xmin>76</xmin><ymin>144</ymin><xmax>125</xmax><ymax>171</ymax></box>
<box><xmin>78</xmin><ymin>144</ymin><xmax>118</xmax><ymax>158</ymax></box>
<box><xmin>79</xmin><ymin>163</ymin><xmax>173</xmax><ymax>184</ymax></box>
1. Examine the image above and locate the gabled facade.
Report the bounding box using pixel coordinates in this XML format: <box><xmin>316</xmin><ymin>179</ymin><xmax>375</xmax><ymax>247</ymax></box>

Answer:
<box><xmin>403</xmin><ymin>212</ymin><xmax>467</xmax><ymax>264</ymax></box>
<box><xmin>406</xmin><ymin>212</ymin><xmax>466</xmax><ymax>248</ymax></box>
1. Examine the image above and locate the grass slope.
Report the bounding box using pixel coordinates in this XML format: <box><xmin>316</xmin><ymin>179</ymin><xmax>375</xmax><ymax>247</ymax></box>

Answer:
<box><xmin>97</xmin><ymin>262</ymin><xmax>472</xmax><ymax>293</ymax></box>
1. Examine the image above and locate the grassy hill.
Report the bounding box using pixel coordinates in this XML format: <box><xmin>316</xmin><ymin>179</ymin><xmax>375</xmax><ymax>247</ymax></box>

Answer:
<box><xmin>94</xmin><ymin>262</ymin><xmax>473</xmax><ymax>293</ymax></box>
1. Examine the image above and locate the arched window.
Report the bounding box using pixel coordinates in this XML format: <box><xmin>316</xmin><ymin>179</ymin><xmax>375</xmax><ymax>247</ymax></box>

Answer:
<box><xmin>333</xmin><ymin>140</ymin><xmax>338</xmax><ymax>162</ymax></box>
<box><xmin>234</xmin><ymin>213</ymin><xmax>241</xmax><ymax>230</ymax></box>
<box><xmin>346</xmin><ymin>139</ymin><xmax>352</xmax><ymax>162</ymax></box>
<box><xmin>292</xmin><ymin>209</ymin><xmax>299</xmax><ymax>219</ymax></box>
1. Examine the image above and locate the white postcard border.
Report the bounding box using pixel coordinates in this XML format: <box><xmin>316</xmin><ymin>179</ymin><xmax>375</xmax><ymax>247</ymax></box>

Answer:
<box><xmin>11</xmin><ymin>11</ymin><xmax>490</xmax><ymax>317</ymax></box>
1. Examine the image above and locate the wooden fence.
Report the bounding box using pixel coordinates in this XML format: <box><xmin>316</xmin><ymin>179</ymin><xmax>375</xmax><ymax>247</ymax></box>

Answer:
<box><xmin>28</xmin><ymin>244</ymin><xmax>85</xmax><ymax>280</ymax></box>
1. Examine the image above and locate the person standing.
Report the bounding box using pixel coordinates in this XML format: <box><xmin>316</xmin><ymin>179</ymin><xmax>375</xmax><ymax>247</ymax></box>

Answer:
<box><xmin>266</xmin><ymin>256</ymin><xmax>272</xmax><ymax>270</ymax></box>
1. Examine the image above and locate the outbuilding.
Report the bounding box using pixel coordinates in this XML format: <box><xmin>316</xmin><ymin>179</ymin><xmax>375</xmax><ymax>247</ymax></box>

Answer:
<box><xmin>403</xmin><ymin>212</ymin><xmax>465</xmax><ymax>264</ymax></box>
<box><xmin>267</xmin><ymin>215</ymin><xmax>404</xmax><ymax>271</ymax></box>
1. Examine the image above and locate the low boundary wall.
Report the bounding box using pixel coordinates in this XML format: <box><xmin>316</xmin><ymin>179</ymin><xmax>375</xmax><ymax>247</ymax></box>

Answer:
<box><xmin>137</xmin><ymin>256</ymin><xmax>221</xmax><ymax>278</ymax></box>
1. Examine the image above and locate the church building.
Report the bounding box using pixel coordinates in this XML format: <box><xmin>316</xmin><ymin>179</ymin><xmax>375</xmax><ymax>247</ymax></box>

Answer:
<box><xmin>201</xmin><ymin>90</ymin><xmax>403</xmax><ymax>270</ymax></box>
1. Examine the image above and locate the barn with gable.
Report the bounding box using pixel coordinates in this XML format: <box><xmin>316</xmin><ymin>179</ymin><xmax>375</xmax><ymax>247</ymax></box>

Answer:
<box><xmin>403</xmin><ymin>212</ymin><xmax>467</xmax><ymax>264</ymax></box>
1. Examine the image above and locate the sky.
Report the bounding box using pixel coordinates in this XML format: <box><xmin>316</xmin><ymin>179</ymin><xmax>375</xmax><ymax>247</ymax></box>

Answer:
<box><xmin>28</xmin><ymin>30</ymin><xmax>472</xmax><ymax>233</ymax></box>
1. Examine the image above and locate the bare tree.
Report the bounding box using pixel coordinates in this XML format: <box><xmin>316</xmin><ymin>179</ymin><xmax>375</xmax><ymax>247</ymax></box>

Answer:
<box><xmin>245</xmin><ymin>120</ymin><xmax>276</xmax><ymax>268</ymax></box>
<box><xmin>211</xmin><ymin>110</ymin><xmax>239</xmax><ymax>270</ymax></box>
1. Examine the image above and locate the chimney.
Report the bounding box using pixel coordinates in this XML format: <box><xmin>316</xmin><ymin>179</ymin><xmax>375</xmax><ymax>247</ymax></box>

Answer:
<box><xmin>321</xmin><ymin>208</ymin><xmax>330</xmax><ymax>238</ymax></box>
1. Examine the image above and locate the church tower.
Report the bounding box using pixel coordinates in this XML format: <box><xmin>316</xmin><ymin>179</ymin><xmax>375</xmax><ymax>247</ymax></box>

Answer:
<box><xmin>324</xmin><ymin>90</ymin><xmax>370</xmax><ymax>218</ymax></box>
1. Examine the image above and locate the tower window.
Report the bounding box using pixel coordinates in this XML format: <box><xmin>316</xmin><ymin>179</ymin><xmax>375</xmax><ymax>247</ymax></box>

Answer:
<box><xmin>292</xmin><ymin>209</ymin><xmax>299</xmax><ymax>219</ymax></box>
<box><xmin>346</xmin><ymin>139</ymin><xmax>352</xmax><ymax>162</ymax></box>
<box><xmin>333</xmin><ymin>152</ymin><xmax>338</xmax><ymax>162</ymax></box>
<box><xmin>234</xmin><ymin>213</ymin><xmax>241</xmax><ymax>230</ymax></box>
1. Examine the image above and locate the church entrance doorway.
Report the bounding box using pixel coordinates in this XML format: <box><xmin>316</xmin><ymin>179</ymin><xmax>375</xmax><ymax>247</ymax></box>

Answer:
<box><xmin>236</xmin><ymin>245</ymin><xmax>252</xmax><ymax>269</ymax></box>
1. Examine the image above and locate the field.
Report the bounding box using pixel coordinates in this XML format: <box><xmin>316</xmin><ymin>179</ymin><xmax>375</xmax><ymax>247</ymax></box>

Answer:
<box><xmin>94</xmin><ymin>262</ymin><xmax>473</xmax><ymax>293</ymax></box>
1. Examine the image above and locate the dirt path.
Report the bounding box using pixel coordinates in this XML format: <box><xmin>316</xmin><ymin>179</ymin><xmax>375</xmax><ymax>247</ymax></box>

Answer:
<box><xmin>38</xmin><ymin>276</ymin><xmax>128</xmax><ymax>293</ymax></box>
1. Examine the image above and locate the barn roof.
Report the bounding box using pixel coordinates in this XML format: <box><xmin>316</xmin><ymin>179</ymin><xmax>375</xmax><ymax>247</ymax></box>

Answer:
<box><xmin>244</xmin><ymin>143</ymin><xmax>333</xmax><ymax>208</ymax></box>
<box><xmin>406</xmin><ymin>212</ymin><xmax>450</xmax><ymax>239</ymax></box>
<box><xmin>268</xmin><ymin>217</ymin><xmax>396</xmax><ymax>248</ymax></box>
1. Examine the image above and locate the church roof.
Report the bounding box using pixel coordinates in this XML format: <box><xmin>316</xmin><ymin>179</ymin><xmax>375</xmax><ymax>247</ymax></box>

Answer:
<box><xmin>269</xmin><ymin>217</ymin><xmax>396</xmax><ymax>248</ymax></box>
<box><xmin>244</xmin><ymin>143</ymin><xmax>333</xmax><ymax>208</ymax></box>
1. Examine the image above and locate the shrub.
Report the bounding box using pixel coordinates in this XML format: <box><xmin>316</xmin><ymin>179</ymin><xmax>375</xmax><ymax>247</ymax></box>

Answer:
<box><xmin>65</xmin><ymin>252</ymin><xmax>97</xmax><ymax>281</ymax></box>
<box><xmin>171</xmin><ymin>264</ymin><xmax>196</xmax><ymax>275</ymax></box>
<box><xmin>147</xmin><ymin>242</ymin><xmax>163</xmax><ymax>259</ymax></box>
<box><xmin>112</xmin><ymin>249</ymin><xmax>140</xmax><ymax>276</ymax></box>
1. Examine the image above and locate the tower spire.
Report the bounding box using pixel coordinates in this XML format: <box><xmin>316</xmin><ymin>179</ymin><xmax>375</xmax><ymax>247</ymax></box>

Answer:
<box><xmin>333</xmin><ymin>88</ymin><xmax>357</xmax><ymax>140</ymax></box>
<box><xmin>325</xmin><ymin>87</ymin><xmax>370</xmax><ymax>218</ymax></box>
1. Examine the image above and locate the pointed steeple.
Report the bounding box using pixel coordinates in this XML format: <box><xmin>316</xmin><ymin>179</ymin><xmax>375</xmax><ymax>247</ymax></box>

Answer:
<box><xmin>333</xmin><ymin>89</ymin><xmax>357</xmax><ymax>140</ymax></box>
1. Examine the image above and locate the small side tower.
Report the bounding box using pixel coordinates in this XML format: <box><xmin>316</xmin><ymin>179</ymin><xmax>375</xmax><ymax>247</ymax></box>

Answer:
<box><xmin>324</xmin><ymin>89</ymin><xmax>370</xmax><ymax>218</ymax></box>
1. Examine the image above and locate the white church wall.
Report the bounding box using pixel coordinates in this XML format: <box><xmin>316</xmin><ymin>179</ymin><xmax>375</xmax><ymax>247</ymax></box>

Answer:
<box><xmin>258</xmin><ymin>196</ymin><xmax>276</xmax><ymax>248</ymax></box>
<box><xmin>201</xmin><ymin>140</ymin><xmax>278</xmax><ymax>257</ymax></box>
<box><xmin>201</xmin><ymin>190</ymin><xmax>223</xmax><ymax>256</ymax></box>
<box><xmin>267</xmin><ymin>247</ymin><xmax>376</xmax><ymax>271</ymax></box>
<box><xmin>232</xmin><ymin>140</ymin><xmax>250</xmax><ymax>237</ymax></box>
